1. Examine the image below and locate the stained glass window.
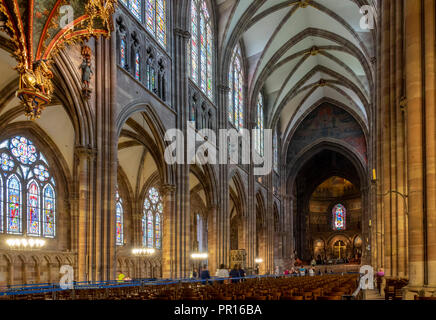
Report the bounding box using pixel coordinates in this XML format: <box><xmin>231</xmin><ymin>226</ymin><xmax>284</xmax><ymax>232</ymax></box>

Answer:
<box><xmin>255</xmin><ymin>94</ymin><xmax>264</xmax><ymax>156</ymax></box>
<box><xmin>1</xmin><ymin>153</ymin><xmax>14</xmax><ymax>171</ymax></box>
<box><xmin>190</xmin><ymin>0</ymin><xmax>213</xmax><ymax>99</ymax></box>
<box><xmin>120</xmin><ymin>38</ymin><xmax>126</xmax><ymax>68</ymax></box>
<box><xmin>146</xmin><ymin>0</ymin><xmax>167</xmax><ymax>47</ymax></box>
<box><xmin>273</xmin><ymin>130</ymin><xmax>278</xmax><ymax>173</ymax></box>
<box><xmin>121</xmin><ymin>0</ymin><xmax>142</xmax><ymax>21</ymax></box>
<box><xmin>155</xmin><ymin>213</ymin><xmax>161</xmax><ymax>249</ymax></box>
<box><xmin>332</xmin><ymin>204</ymin><xmax>346</xmax><ymax>231</ymax></box>
<box><xmin>10</xmin><ymin>136</ymin><xmax>37</xmax><ymax>165</ymax></box>
<box><xmin>27</xmin><ymin>180</ymin><xmax>40</xmax><ymax>236</ymax></box>
<box><xmin>0</xmin><ymin>176</ymin><xmax>3</xmax><ymax>233</ymax></box>
<box><xmin>142</xmin><ymin>215</ymin><xmax>147</xmax><ymax>247</ymax></box>
<box><xmin>228</xmin><ymin>46</ymin><xmax>244</xmax><ymax>130</ymax></box>
<box><xmin>135</xmin><ymin>51</ymin><xmax>141</xmax><ymax>80</ymax></box>
<box><xmin>142</xmin><ymin>187</ymin><xmax>162</xmax><ymax>249</ymax></box>
<box><xmin>115</xmin><ymin>186</ymin><xmax>124</xmax><ymax>246</ymax></box>
<box><xmin>33</xmin><ymin>164</ymin><xmax>49</xmax><ymax>182</ymax></box>
<box><xmin>0</xmin><ymin>136</ymin><xmax>56</xmax><ymax>238</ymax></box>
<box><xmin>43</xmin><ymin>184</ymin><xmax>55</xmax><ymax>238</ymax></box>
<box><xmin>7</xmin><ymin>175</ymin><xmax>21</xmax><ymax>234</ymax></box>
<box><xmin>147</xmin><ymin>210</ymin><xmax>153</xmax><ymax>248</ymax></box>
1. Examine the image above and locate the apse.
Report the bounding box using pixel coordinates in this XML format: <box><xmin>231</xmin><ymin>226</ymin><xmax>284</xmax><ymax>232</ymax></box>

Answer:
<box><xmin>290</xmin><ymin>149</ymin><xmax>366</xmax><ymax>263</ymax></box>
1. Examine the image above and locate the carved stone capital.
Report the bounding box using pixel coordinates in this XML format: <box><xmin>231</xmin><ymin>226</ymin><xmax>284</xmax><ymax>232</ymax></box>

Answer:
<box><xmin>161</xmin><ymin>184</ymin><xmax>176</xmax><ymax>196</ymax></box>
<box><xmin>400</xmin><ymin>96</ymin><xmax>407</xmax><ymax>112</ymax></box>
<box><xmin>173</xmin><ymin>28</ymin><xmax>191</xmax><ymax>40</ymax></box>
<box><xmin>75</xmin><ymin>145</ymin><xmax>97</xmax><ymax>159</ymax></box>
<box><xmin>218</xmin><ymin>84</ymin><xmax>230</xmax><ymax>93</ymax></box>
<box><xmin>208</xmin><ymin>203</ymin><xmax>219</xmax><ymax>211</ymax></box>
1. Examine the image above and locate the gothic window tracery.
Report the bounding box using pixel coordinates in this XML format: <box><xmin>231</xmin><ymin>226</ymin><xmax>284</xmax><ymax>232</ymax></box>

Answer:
<box><xmin>0</xmin><ymin>136</ymin><xmax>56</xmax><ymax>238</ymax></box>
<box><xmin>142</xmin><ymin>187</ymin><xmax>162</xmax><ymax>249</ymax></box>
<box><xmin>190</xmin><ymin>0</ymin><xmax>214</xmax><ymax>99</ymax></box>
<box><xmin>228</xmin><ymin>46</ymin><xmax>244</xmax><ymax>130</ymax></box>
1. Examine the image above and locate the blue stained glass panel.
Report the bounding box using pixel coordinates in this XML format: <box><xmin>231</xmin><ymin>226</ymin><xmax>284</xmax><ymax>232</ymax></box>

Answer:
<box><xmin>135</xmin><ymin>51</ymin><xmax>140</xmax><ymax>80</ymax></box>
<box><xmin>155</xmin><ymin>213</ymin><xmax>161</xmax><ymax>249</ymax></box>
<box><xmin>33</xmin><ymin>164</ymin><xmax>49</xmax><ymax>182</ymax></box>
<box><xmin>1</xmin><ymin>153</ymin><xmax>14</xmax><ymax>171</ymax></box>
<box><xmin>120</xmin><ymin>38</ymin><xmax>126</xmax><ymax>68</ymax></box>
<box><xmin>333</xmin><ymin>204</ymin><xmax>346</xmax><ymax>231</ymax></box>
<box><xmin>142</xmin><ymin>215</ymin><xmax>147</xmax><ymax>246</ymax></box>
<box><xmin>10</xmin><ymin>136</ymin><xmax>38</xmax><ymax>165</ymax></box>
<box><xmin>130</xmin><ymin>0</ymin><xmax>142</xmax><ymax>21</ymax></box>
<box><xmin>27</xmin><ymin>181</ymin><xmax>40</xmax><ymax>236</ymax></box>
<box><xmin>43</xmin><ymin>184</ymin><xmax>55</xmax><ymax>238</ymax></box>
<box><xmin>147</xmin><ymin>211</ymin><xmax>153</xmax><ymax>248</ymax></box>
<box><xmin>0</xmin><ymin>175</ymin><xmax>3</xmax><ymax>233</ymax></box>
<box><xmin>115</xmin><ymin>186</ymin><xmax>124</xmax><ymax>246</ymax></box>
<box><xmin>7</xmin><ymin>175</ymin><xmax>21</xmax><ymax>234</ymax></box>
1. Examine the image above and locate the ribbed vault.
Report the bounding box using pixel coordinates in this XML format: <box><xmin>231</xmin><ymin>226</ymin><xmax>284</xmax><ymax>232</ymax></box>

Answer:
<box><xmin>217</xmin><ymin>0</ymin><xmax>377</xmax><ymax>142</ymax></box>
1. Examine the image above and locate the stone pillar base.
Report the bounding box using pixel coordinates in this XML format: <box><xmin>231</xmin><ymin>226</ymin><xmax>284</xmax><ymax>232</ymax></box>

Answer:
<box><xmin>402</xmin><ymin>286</ymin><xmax>436</xmax><ymax>300</ymax></box>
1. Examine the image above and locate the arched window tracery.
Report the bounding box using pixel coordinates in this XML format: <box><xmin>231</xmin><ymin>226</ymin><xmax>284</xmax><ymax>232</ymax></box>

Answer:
<box><xmin>0</xmin><ymin>136</ymin><xmax>56</xmax><ymax>238</ymax></box>
<box><xmin>142</xmin><ymin>187</ymin><xmax>162</xmax><ymax>249</ymax></box>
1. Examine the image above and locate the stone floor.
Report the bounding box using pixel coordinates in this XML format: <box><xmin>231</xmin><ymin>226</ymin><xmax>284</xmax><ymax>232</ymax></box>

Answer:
<box><xmin>365</xmin><ymin>289</ymin><xmax>384</xmax><ymax>300</ymax></box>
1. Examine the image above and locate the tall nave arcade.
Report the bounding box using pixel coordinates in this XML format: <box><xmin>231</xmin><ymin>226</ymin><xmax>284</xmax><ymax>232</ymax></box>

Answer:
<box><xmin>0</xmin><ymin>0</ymin><xmax>435</xmax><ymax>300</ymax></box>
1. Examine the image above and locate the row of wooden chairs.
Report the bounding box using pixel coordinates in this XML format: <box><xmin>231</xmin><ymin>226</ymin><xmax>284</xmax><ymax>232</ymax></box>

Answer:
<box><xmin>4</xmin><ymin>274</ymin><xmax>359</xmax><ymax>301</ymax></box>
<box><xmin>384</xmin><ymin>278</ymin><xmax>408</xmax><ymax>300</ymax></box>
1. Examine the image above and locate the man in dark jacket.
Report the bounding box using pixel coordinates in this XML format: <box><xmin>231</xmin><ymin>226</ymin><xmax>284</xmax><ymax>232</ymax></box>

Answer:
<box><xmin>229</xmin><ymin>265</ymin><xmax>240</xmax><ymax>283</ymax></box>
<box><xmin>238</xmin><ymin>265</ymin><xmax>246</xmax><ymax>282</ymax></box>
<box><xmin>200</xmin><ymin>265</ymin><xmax>211</xmax><ymax>285</ymax></box>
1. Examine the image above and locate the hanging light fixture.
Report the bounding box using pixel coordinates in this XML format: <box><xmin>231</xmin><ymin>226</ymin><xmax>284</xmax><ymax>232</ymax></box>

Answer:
<box><xmin>0</xmin><ymin>0</ymin><xmax>117</xmax><ymax>119</ymax></box>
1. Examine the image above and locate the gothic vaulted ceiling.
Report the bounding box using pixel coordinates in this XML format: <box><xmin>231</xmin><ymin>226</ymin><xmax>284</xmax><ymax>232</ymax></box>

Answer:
<box><xmin>216</xmin><ymin>0</ymin><xmax>376</xmax><ymax>142</ymax></box>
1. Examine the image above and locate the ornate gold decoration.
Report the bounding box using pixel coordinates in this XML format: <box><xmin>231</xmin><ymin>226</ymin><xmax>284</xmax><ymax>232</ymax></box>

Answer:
<box><xmin>0</xmin><ymin>0</ymin><xmax>118</xmax><ymax>120</ymax></box>
<box><xmin>306</xmin><ymin>46</ymin><xmax>320</xmax><ymax>56</ymax></box>
<box><xmin>399</xmin><ymin>96</ymin><xmax>407</xmax><ymax>112</ymax></box>
<box><xmin>298</xmin><ymin>0</ymin><xmax>312</xmax><ymax>9</ymax></box>
<box><xmin>314</xmin><ymin>79</ymin><xmax>328</xmax><ymax>88</ymax></box>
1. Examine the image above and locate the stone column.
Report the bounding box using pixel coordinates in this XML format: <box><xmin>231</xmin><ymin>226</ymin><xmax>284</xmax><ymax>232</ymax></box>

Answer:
<box><xmin>172</xmin><ymin>25</ymin><xmax>191</xmax><ymax>279</ymax></box>
<box><xmin>207</xmin><ymin>204</ymin><xmax>218</xmax><ymax>276</ymax></box>
<box><xmin>217</xmin><ymin>85</ymin><xmax>230</xmax><ymax>268</ymax></box>
<box><xmin>423</xmin><ymin>0</ymin><xmax>436</xmax><ymax>288</ymax></box>
<box><xmin>74</xmin><ymin>146</ymin><xmax>93</xmax><ymax>282</ymax></box>
<box><xmin>404</xmin><ymin>0</ymin><xmax>425</xmax><ymax>293</ymax></box>
<box><xmin>94</xmin><ymin>37</ymin><xmax>118</xmax><ymax>282</ymax></box>
<box><xmin>161</xmin><ymin>184</ymin><xmax>176</xmax><ymax>278</ymax></box>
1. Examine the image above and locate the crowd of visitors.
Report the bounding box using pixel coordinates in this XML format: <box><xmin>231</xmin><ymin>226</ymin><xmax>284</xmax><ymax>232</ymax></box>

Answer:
<box><xmin>189</xmin><ymin>264</ymin><xmax>247</xmax><ymax>284</ymax></box>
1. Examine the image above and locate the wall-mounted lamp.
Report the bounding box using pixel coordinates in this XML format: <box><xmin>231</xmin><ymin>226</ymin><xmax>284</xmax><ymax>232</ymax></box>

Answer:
<box><xmin>372</xmin><ymin>169</ymin><xmax>377</xmax><ymax>183</ymax></box>
<box><xmin>191</xmin><ymin>253</ymin><xmax>208</xmax><ymax>260</ymax></box>
<box><xmin>6</xmin><ymin>238</ymin><xmax>46</xmax><ymax>249</ymax></box>
<box><xmin>132</xmin><ymin>248</ymin><xmax>156</xmax><ymax>256</ymax></box>
<box><xmin>255</xmin><ymin>258</ymin><xmax>263</xmax><ymax>264</ymax></box>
